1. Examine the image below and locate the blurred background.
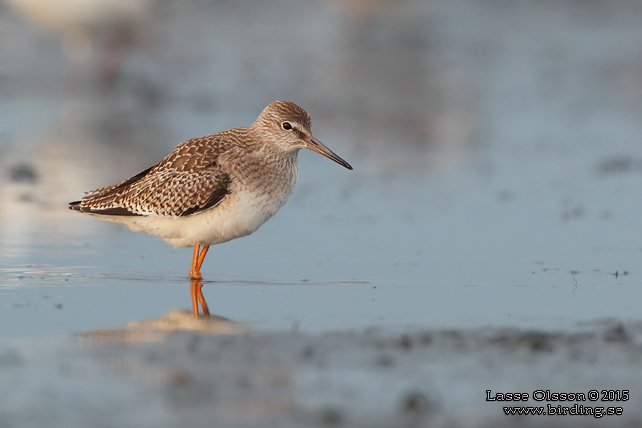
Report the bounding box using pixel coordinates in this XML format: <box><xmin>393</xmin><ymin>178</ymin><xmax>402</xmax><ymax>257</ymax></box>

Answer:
<box><xmin>0</xmin><ymin>0</ymin><xmax>641</xmax><ymax>337</ymax></box>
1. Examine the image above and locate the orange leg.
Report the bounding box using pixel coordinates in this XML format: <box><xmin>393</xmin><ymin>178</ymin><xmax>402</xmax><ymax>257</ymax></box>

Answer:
<box><xmin>189</xmin><ymin>243</ymin><xmax>201</xmax><ymax>280</ymax></box>
<box><xmin>188</xmin><ymin>243</ymin><xmax>211</xmax><ymax>317</ymax></box>
<box><xmin>196</xmin><ymin>245</ymin><xmax>210</xmax><ymax>273</ymax></box>
<box><xmin>188</xmin><ymin>243</ymin><xmax>211</xmax><ymax>280</ymax></box>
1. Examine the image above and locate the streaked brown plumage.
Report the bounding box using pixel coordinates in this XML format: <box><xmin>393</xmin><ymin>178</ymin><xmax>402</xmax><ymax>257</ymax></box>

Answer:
<box><xmin>70</xmin><ymin>101</ymin><xmax>352</xmax><ymax>296</ymax></box>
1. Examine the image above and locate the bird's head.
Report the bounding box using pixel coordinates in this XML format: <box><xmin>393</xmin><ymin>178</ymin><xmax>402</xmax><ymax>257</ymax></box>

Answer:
<box><xmin>252</xmin><ymin>100</ymin><xmax>353</xmax><ymax>170</ymax></box>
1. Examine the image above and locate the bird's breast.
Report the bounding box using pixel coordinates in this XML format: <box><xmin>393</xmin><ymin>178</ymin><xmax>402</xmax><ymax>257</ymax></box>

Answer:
<box><xmin>232</xmin><ymin>155</ymin><xmax>299</xmax><ymax>220</ymax></box>
<box><xmin>191</xmin><ymin>154</ymin><xmax>300</xmax><ymax>244</ymax></box>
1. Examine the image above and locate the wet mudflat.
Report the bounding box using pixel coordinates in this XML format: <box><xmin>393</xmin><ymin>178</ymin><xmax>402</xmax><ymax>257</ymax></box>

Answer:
<box><xmin>3</xmin><ymin>317</ymin><xmax>642</xmax><ymax>428</ymax></box>
<box><xmin>1</xmin><ymin>0</ymin><xmax>642</xmax><ymax>426</ymax></box>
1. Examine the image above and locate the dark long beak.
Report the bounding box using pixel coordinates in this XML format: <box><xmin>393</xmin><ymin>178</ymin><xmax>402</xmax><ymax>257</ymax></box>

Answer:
<box><xmin>306</xmin><ymin>136</ymin><xmax>353</xmax><ymax>170</ymax></box>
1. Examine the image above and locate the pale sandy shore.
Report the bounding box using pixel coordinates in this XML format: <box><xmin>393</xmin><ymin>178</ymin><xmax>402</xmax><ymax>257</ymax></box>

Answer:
<box><xmin>1</xmin><ymin>311</ymin><xmax>640</xmax><ymax>428</ymax></box>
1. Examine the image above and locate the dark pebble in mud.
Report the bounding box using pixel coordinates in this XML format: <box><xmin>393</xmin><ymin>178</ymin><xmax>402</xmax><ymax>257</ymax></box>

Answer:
<box><xmin>320</xmin><ymin>406</ymin><xmax>343</xmax><ymax>425</ymax></box>
<box><xmin>400</xmin><ymin>390</ymin><xmax>431</xmax><ymax>415</ymax></box>
<box><xmin>523</xmin><ymin>331</ymin><xmax>555</xmax><ymax>352</ymax></box>
<box><xmin>419</xmin><ymin>333</ymin><xmax>432</xmax><ymax>346</ymax></box>
<box><xmin>301</xmin><ymin>344</ymin><xmax>315</xmax><ymax>359</ymax></box>
<box><xmin>9</xmin><ymin>162</ymin><xmax>37</xmax><ymax>183</ymax></box>
<box><xmin>596</xmin><ymin>157</ymin><xmax>642</xmax><ymax>175</ymax></box>
<box><xmin>398</xmin><ymin>334</ymin><xmax>413</xmax><ymax>350</ymax></box>
<box><xmin>603</xmin><ymin>323</ymin><xmax>630</xmax><ymax>343</ymax></box>
<box><xmin>376</xmin><ymin>353</ymin><xmax>395</xmax><ymax>368</ymax></box>
<box><xmin>488</xmin><ymin>331</ymin><xmax>554</xmax><ymax>353</ymax></box>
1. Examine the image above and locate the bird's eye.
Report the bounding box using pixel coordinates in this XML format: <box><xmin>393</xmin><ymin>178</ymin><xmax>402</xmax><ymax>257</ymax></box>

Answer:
<box><xmin>281</xmin><ymin>121</ymin><xmax>292</xmax><ymax>130</ymax></box>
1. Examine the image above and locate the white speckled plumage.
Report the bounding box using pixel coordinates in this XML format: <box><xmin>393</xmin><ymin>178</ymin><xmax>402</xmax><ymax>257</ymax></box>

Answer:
<box><xmin>70</xmin><ymin>101</ymin><xmax>352</xmax><ymax>280</ymax></box>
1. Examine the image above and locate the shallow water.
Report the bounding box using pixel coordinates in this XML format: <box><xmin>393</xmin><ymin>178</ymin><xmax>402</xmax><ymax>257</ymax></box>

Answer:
<box><xmin>1</xmin><ymin>0</ymin><xmax>642</xmax><ymax>340</ymax></box>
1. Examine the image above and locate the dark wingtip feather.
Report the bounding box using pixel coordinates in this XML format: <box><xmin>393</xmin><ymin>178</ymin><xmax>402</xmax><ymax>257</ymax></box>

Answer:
<box><xmin>85</xmin><ymin>207</ymin><xmax>142</xmax><ymax>216</ymax></box>
<box><xmin>68</xmin><ymin>200</ymin><xmax>141</xmax><ymax>216</ymax></box>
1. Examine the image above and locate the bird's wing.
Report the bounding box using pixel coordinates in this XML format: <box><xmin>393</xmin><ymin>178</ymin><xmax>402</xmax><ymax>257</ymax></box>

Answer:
<box><xmin>70</xmin><ymin>136</ymin><xmax>233</xmax><ymax>217</ymax></box>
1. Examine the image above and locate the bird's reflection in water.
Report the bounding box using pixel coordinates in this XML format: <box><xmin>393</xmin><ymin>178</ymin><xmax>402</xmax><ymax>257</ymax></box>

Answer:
<box><xmin>79</xmin><ymin>283</ymin><xmax>244</xmax><ymax>344</ymax></box>
<box><xmin>190</xmin><ymin>279</ymin><xmax>209</xmax><ymax>317</ymax></box>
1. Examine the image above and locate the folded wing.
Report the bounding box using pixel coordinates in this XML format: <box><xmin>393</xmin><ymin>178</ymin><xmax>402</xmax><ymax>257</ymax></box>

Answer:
<box><xmin>69</xmin><ymin>137</ymin><xmax>233</xmax><ymax>218</ymax></box>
